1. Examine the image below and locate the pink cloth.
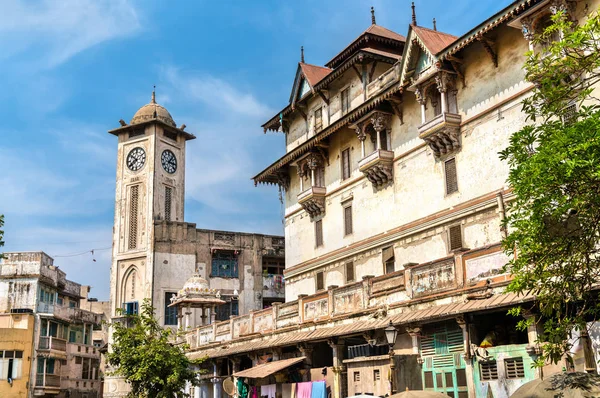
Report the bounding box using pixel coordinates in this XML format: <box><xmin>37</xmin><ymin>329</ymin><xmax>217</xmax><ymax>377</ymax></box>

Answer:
<box><xmin>252</xmin><ymin>386</ymin><xmax>259</xmax><ymax>398</ymax></box>
<box><xmin>296</xmin><ymin>382</ymin><xmax>312</xmax><ymax>398</ymax></box>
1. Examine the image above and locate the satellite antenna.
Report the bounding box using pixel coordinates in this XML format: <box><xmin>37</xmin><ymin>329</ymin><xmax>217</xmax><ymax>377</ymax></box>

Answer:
<box><xmin>223</xmin><ymin>377</ymin><xmax>235</xmax><ymax>397</ymax></box>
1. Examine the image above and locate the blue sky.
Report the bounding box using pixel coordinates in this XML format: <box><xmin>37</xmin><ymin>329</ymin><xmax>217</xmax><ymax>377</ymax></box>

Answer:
<box><xmin>0</xmin><ymin>0</ymin><xmax>513</xmax><ymax>300</ymax></box>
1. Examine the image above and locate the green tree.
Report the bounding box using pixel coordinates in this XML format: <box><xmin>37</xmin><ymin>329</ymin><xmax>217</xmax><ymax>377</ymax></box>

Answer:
<box><xmin>107</xmin><ymin>300</ymin><xmax>203</xmax><ymax>397</ymax></box>
<box><xmin>500</xmin><ymin>9</ymin><xmax>600</xmax><ymax>366</ymax></box>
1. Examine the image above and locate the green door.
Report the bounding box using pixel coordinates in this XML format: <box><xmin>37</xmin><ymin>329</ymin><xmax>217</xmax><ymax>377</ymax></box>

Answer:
<box><xmin>422</xmin><ymin>322</ymin><xmax>469</xmax><ymax>398</ymax></box>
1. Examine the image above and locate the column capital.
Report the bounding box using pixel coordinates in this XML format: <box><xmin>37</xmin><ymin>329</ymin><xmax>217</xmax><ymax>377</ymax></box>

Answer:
<box><xmin>371</xmin><ymin>112</ymin><xmax>390</xmax><ymax>132</ymax></box>
<box><xmin>415</xmin><ymin>87</ymin><xmax>427</xmax><ymax>105</ymax></box>
<box><xmin>352</xmin><ymin>125</ymin><xmax>367</xmax><ymax>142</ymax></box>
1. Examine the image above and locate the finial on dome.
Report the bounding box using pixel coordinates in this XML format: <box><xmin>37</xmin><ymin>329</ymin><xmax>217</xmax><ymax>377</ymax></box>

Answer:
<box><xmin>151</xmin><ymin>85</ymin><xmax>156</xmax><ymax>104</ymax></box>
<box><xmin>300</xmin><ymin>46</ymin><xmax>305</xmax><ymax>63</ymax></box>
<box><xmin>433</xmin><ymin>18</ymin><xmax>437</xmax><ymax>31</ymax></box>
<box><xmin>371</xmin><ymin>6</ymin><xmax>376</xmax><ymax>25</ymax></box>
<box><xmin>411</xmin><ymin>2</ymin><xmax>417</xmax><ymax>26</ymax></box>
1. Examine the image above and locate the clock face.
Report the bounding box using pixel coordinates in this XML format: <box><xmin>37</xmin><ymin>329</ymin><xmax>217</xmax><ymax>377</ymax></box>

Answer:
<box><xmin>126</xmin><ymin>147</ymin><xmax>146</xmax><ymax>171</ymax></box>
<box><xmin>161</xmin><ymin>150</ymin><xmax>177</xmax><ymax>174</ymax></box>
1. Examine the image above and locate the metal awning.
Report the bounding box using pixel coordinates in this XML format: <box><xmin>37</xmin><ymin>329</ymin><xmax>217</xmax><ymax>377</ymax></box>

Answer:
<box><xmin>233</xmin><ymin>356</ymin><xmax>306</xmax><ymax>379</ymax></box>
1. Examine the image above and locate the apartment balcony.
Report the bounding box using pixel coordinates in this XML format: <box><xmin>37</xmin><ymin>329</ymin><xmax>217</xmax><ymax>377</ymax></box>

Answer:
<box><xmin>37</xmin><ymin>302</ymin><xmax>100</xmax><ymax>325</ymax></box>
<box><xmin>39</xmin><ymin>336</ymin><xmax>67</xmax><ymax>353</ymax></box>
<box><xmin>263</xmin><ymin>275</ymin><xmax>285</xmax><ymax>299</ymax></box>
<box><xmin>35</xmin><ymin>373</ymin><xmax>61</xmax><ymax>389</ymax></box>
<box><xmin>418</xmin><ymin>112</ymin><xmax>462</xmax><ymax>158</ymax></box>
<box><xmin>67</xmin><ymin>342</ymin><xmax>101</xmax><ymax>359</ymax></box>
<box><xmin>358</xmin><ymin>149</ymin><xmax>395</xmax><ymax>187</ymax></box>
<box><xmin>297</xmin><ymin>186</ymin><xmax>326</xmax><ymax>219</ymax></box>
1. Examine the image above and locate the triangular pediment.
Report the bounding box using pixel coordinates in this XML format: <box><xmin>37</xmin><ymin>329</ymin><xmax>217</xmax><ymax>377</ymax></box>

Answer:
<box><xmin>289</xmin><ymin>63</ymin><xmax>332</xmax><ymax>106</ymax></box>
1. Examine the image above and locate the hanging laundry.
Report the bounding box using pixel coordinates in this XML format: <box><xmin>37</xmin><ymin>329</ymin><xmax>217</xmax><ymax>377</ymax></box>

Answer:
<box><xmin>237</xmin><ymin>378</ymin><xmax>249</xmax><ymax>398</ymax></box>
<box><xmin>273</xmin><ymin>275</ymin><xmax>284</xmax><ymax>290</ymax></box>
<box><xmin>251</xmin><ymin>386</ymin><xmax>259</xmax><ymax>398</ymax></box>
<box><xmin>310</xmin><ymin>381</ymin><xmax>326</xmax><ymax>398</ymax></box>
<box><xmin>282</xmin><ymin>383</ymin><xmax>296</xmax><ymax>398</ymax></box>
<box><xmin>297</xmin><ymin>382</ymin><xmax>312</xmax><ymax>398</ymax></box>
<box><xmin>261</xmin><ymin>384</ymin><xmax>276</xmax><ymax>398</ymax></box>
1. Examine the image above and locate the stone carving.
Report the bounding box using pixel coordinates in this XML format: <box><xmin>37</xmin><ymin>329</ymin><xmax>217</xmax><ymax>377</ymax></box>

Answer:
<box><xmin>214</xmin><ymin>232</ymin><xmax>235</xmax><ymax>244</ymax></box>
<box><xmin>423</xmin><ymin>126</ymin><xmax>461</xmax><ymax>158</ymax></box>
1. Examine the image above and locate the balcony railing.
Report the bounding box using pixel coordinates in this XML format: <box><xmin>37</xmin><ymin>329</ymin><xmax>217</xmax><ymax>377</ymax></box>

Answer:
<box><xmin>358</xmin><ymin>149</ymin><xmax>395</xmax><ymax>187</ymax></box>
<box><xmin>418</xmin><ymin>112</ymin><xmax>462</xmax><ymax>158</ymax></box>
<box><xmin>36</xmin><ymin>373</ymin><xmax>61</xmax><ymax>388</ymax></box>
<box><xmin>297</xmin><ymin>186</ymin><xmax>326</xmax><ymax>219</ymax></box>
<box><xmin>37</xmin><ymin>302</ymin><xmax>99</xmax><ymax>324</ymax></box>
<box><xmin>39</xmin><ymin>336</ymin><xmax>67</xmax><ymax>352</ymax></box>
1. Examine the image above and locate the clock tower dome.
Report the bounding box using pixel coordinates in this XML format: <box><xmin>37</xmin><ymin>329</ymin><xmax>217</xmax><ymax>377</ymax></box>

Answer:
<box><xmin>107</xmin><ymin>91</ymin><xmax>196</xmax><ymax>320</ymax></box>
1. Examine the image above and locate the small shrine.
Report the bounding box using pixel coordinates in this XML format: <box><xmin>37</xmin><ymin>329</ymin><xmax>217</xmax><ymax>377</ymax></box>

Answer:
<box><xmin>169</xmin><ymin>274</ymin><xmax>225</xmax><ymax>329</ymax></box>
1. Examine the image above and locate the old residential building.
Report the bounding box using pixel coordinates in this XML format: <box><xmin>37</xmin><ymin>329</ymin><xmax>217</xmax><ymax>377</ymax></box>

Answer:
<box><xmin>180</xmin><ymin>2</ymin><xmax>600</xmax><ymax>398</ymax></box>
<box><xmin>0</xmin><ymin>251</ymin><xmax>103</xmax><ymax>398</ymax></box>
<box><xmin>103</xmin><ymin>93</ymin><xmax>285</xmax><ymax>397</ymax></box>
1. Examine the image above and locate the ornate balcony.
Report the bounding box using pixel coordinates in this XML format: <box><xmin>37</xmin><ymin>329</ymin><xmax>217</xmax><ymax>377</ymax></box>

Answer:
<box><xmin>358</xmin><ymin>149</ymin><xmax>394</xmax><ymax>187</ymax></box>
<box><xmin>297</xmin><ymin>186</ymin><xmax>326</xmax><ymax>218</ymax></box>
<box><xmin>418</xmin><ymin>112</ymin><xmax>462</xmax><ymax>158</ymax></box>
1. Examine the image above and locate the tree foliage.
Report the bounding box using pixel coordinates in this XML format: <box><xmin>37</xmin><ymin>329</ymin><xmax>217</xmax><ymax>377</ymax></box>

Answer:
<box><xmin>500</xmin><ymin>9</ymin><xmax>600</xmax><ymax>366</ymax></box>
<box><xmin>106</xmin><ymin>300</ymin><xmax>202</xmax><ymax>397</ymax></box>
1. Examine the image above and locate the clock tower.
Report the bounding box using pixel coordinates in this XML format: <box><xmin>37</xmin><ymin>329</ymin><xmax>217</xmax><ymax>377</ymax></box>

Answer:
<box><xmin>107</xmin><ymin>91</ymin><xmax>196</xmax><ymax>320</ymax></box>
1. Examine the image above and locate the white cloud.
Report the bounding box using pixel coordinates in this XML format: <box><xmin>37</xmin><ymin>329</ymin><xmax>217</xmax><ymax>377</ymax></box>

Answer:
<box><xmin>0</xmin><ymin>0</ymin><xmax>140</xmax><ymax>69</ymax></box>
<box><xmin>162</xmin><ymin>66</ymin><xmax>273</xmax><ymax>118</ymax></box>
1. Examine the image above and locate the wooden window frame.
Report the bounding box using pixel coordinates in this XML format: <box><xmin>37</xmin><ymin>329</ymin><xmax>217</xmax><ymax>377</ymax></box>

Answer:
<box><xmin>341</xmin><ymin>86</ymin><xmax>351</xmax><ymax>115</ymax></box>
<box><xmin>341</xmin><ymin>147</ymin><xmax>351</xmax><ymax>180</ymax></box>
<box><xmin>345</xmin><ymin>262</ymin><xmax>355</xmax><ymax>283</ymax></box>
<box><xmin>316</xmin><ymin>271</ymin><xmax>325</xmax><ymax>291</ymax></box>
<box><xmin>448</xmin><ymin>224</ymin><xmax>464</xmax><ymax>252</ymax></box>
<box><xmin>343</xmin><ymin>204</ymin><xmax>353</xmax><ymax>236</ymax></box>
<box><xmin>315</xmin><ymin>220</ymin><xmax>324</xmax><ymax>248</ymax></box>
<box><xmin>444</xmin><ymin>157</ymin><xmax>459</xmax><ymax>195</ymax></box>
<box><xmin>314</xmin><ymin>108</ymin><xmax>323</xmax><ymax>132</ymax></box>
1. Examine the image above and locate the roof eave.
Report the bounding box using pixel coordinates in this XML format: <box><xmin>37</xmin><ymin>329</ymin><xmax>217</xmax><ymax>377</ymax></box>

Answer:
<box><xmin>108</xmin><ymin>119</ymin><xmax>197</xmax><ymax>141</ymax></box>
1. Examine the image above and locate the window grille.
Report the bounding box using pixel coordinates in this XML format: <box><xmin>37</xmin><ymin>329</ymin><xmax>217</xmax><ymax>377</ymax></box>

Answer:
<box><xmin>341</xmin><ymin>148</ymin><xmax>351</xmax><ymax>180</ymax></box>
<box><xmin>445</xmin><ymin>158</ymin><xmax>458</xmax><ymax>194</ymax></box>
<box><xmin>353</xmin><ymin>372</ymin><xmax>360</xmax><ymax>382</ymax></box>
<box><xmin>315</xmin><ymin>220</ymin><xmax>323</xmax><ymax>247</ymax></box>
<box><xmin>211</xmin><ymin>251</ymin><xmax>238</xmax><ymax>278</ymax></box>
<box><xmin>341</xmin><ymin>88</ymin><xmax>351</xmax><ymax>114</ymax></box>
<box><xmin>165</xmin><ymin>186</ymin><xmax>172</xmax><ymax>221</ymax></box>
<box><xmin>344</xmin><ymin>205</ymin><xmax>353</xmax><ymax>236</ymax></box>
<box><xmin>346</xmin><ymin>262</ymin><xmax>355</xmax><ymax>283</ymax></box>
<box><xmin>480</xmin><ymin>360</ymin><xmax>498</xmax><ymax>381</ymax></box>
<box><xmin>164</xmin><ymin>292</ymin><xmax>177</xmax><ymax>325</ymax></box>
<box><xmin>315</xmin><ymin>108</ymin><xmax>323</xmax><ymax>132</ymax></box>
<box><xmin>449</xmin><ymin>225</ymin><xmax>463</xmax><ymax>251</ymax></box>
<box><xmin>128</xmin><ymin>185</ymin><xmax>139</xmax><ymax>250</ymax></box>
<box><xmin>316</xmin><ymin>271</ymin><xmax>324</xmax><ymax>291</ymax></box>
<box><xmin>504</xmin><ymin>357</ymin><xmax>525</xmax><ymax>379</ymax></box>
<box><xmin>563</xmin><ymin>103</ymin><xmax>577</xmax><ymax>123</ymax></box>
<box><xmin>373</xmin><ymin>369</ymin><xmax>381</xmax><ymax>381</ymax></box>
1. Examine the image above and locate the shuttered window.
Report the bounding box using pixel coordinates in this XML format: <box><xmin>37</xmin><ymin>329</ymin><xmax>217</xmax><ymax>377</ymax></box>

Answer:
<box><xmin>165</xmin><ymin>186</ymin><xmax>172</xmax><ymax>221</ymax></box>
<box><xmin>128</xmin><ymin>185</ymin><xmax>139</xmax><ymax>250</ymax></box>
<box><xmin>344</xmin><ymin>205</ymin><xmax>353</xmax><ymax>236</ymax></box>
<box><xmin>316</xmin><ymin>271</ymin><xmax>325</xmax><ymax>291</ymax></box>
<box><xmin>449</xmin><ymin>225</ymin><xmax>463</xmax><ymax>251</ymax></box>
<box><xmin>341</xmin><ymin>148</ymin><xmax>351</xmax><ymax>180</ymax></box>
<box><xmin>445</xmin><ymin>158</ymin><xmax>458</xmax><ymax>194</ymax></box>
<box><xmin>505</xmin><ymin>357</ymin><xmax>525</xmax><ymax>379</ymax></box>
<box><xmin>346</xmin><ymin>262</ymin><xmax>355</xmax><ymax>283</ymax></box>
<box><xmin>315</xmin><ymin>220</ymin><xmax>323</xmax><ymax>247</ymax></box>
<box><xmin>383</xmin><ymin>246</ymin><xmax>395</xmax><ymax>274</ymax></box>
<box><xmin>341</xmin><ymin>87</ymin><xmax>350</xmax><ymax>114</ymax></box>
<box><xmin>480</xmin><ymin>361</ymin><xmax>498</xmax><ymax>381</ymax></box>
<box><xmin>314</xmin><ymin>108</ymin><xmax>323</xmax><ymax>132</ymax></box>
<box><xmin>373</xmin><ymin>369</ymin><xmax>381</xmax><ymax>381</ymax></box>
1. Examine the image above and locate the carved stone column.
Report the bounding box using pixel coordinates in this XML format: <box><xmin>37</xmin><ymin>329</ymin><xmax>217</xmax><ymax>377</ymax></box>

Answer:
<box><xmin>185</xmin><ymin>306</ymin><xmax>192</xmax><ymax>329</ymax></box>
<box><xmin>353</xmin><ymin>125</ymin><xmax>367</xmax><ymax>158</ymax></box>
<box><xmin>405</xmin><ymin>326</ymin><xmax>421</xmax><ymax>357</ymax></box>
<box><xmin>177</xmin><ymin>307</ymin><xmax>184</xmax><ymax>330</ymax></box>
<box><xmin>298</xmin><ymin>165</ymin><xmax>305</xmax><ymax>192</ymax></box>
<box><xmin>415</xmin><ymin>88</ymin><xmax>427</xmax><ymax>125</ymax></box>
<box><xmin>435</xmin><ymin>73</ymin><xmax>449</xmax><ymax>114</ymax></box>
<box><xmin>307</xmin><ymin>153</ymin><xmax>321</xmax><ymax>187</ymax></box>
<box><xmin>210</xmin><ymin>306</ymin><xmax>217</xmax><ymax>325</ymax></box>
<box><xmin>329</xmin><ymin>340</ymin><xmax>345</xmax><ymax>398</ymax></box>
<box><xmin>457</xmin><ymin>317</ymin><xmax>476</xmax><ymax>398</ymax></box>
<box><xmin>523</xmin><ymin>311</ymin><xmax>543</xmax><ymax>379</ymax></box>
<box><xmin>212</xmin><ymin>361</ymin><xmax>222</xmax><ymax>398</ymax></box>
<box><xmin>371</xmin><ymin>112</ymin><xmax>390</xmax><ymax>150</ymax></box>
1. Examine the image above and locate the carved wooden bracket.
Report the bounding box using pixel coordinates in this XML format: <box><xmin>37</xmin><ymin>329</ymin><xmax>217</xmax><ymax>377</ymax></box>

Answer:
<box><xmin>388</xmin><ymin>96</ymin><xmax>404</xmax><ymax>125</ymax></box>
<box><xmin>317</xmin><ymin>91</ymin><xmax>330</xmax><ymax>106</ymax></box>
<box><xmin>352</xmin><ymin>65</ymin><xmax>363</xmax><ymax>83</ymax></box>
<box><xmin>369</xmin><ymin>61</ymin><xmax>378</xmax><ymax>82</ymax></box>
<box><xmin>477</xmin><ymin>35</ymin><xmax>498</xmax><ymax>68</ymax></box>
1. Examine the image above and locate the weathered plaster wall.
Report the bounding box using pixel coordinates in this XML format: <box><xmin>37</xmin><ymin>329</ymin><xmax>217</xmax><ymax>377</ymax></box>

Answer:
<box><xmin>0</xmin><ymin>313</ymin><xmax>34</xmax><ymax>398</ymax></box>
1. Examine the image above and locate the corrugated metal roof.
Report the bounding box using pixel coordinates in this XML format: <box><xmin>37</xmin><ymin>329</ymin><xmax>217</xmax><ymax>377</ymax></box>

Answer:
<box><xmin>233</xmin><ymin>357</ymin><xmax>306</xmax><ymax>379</ymax></box>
